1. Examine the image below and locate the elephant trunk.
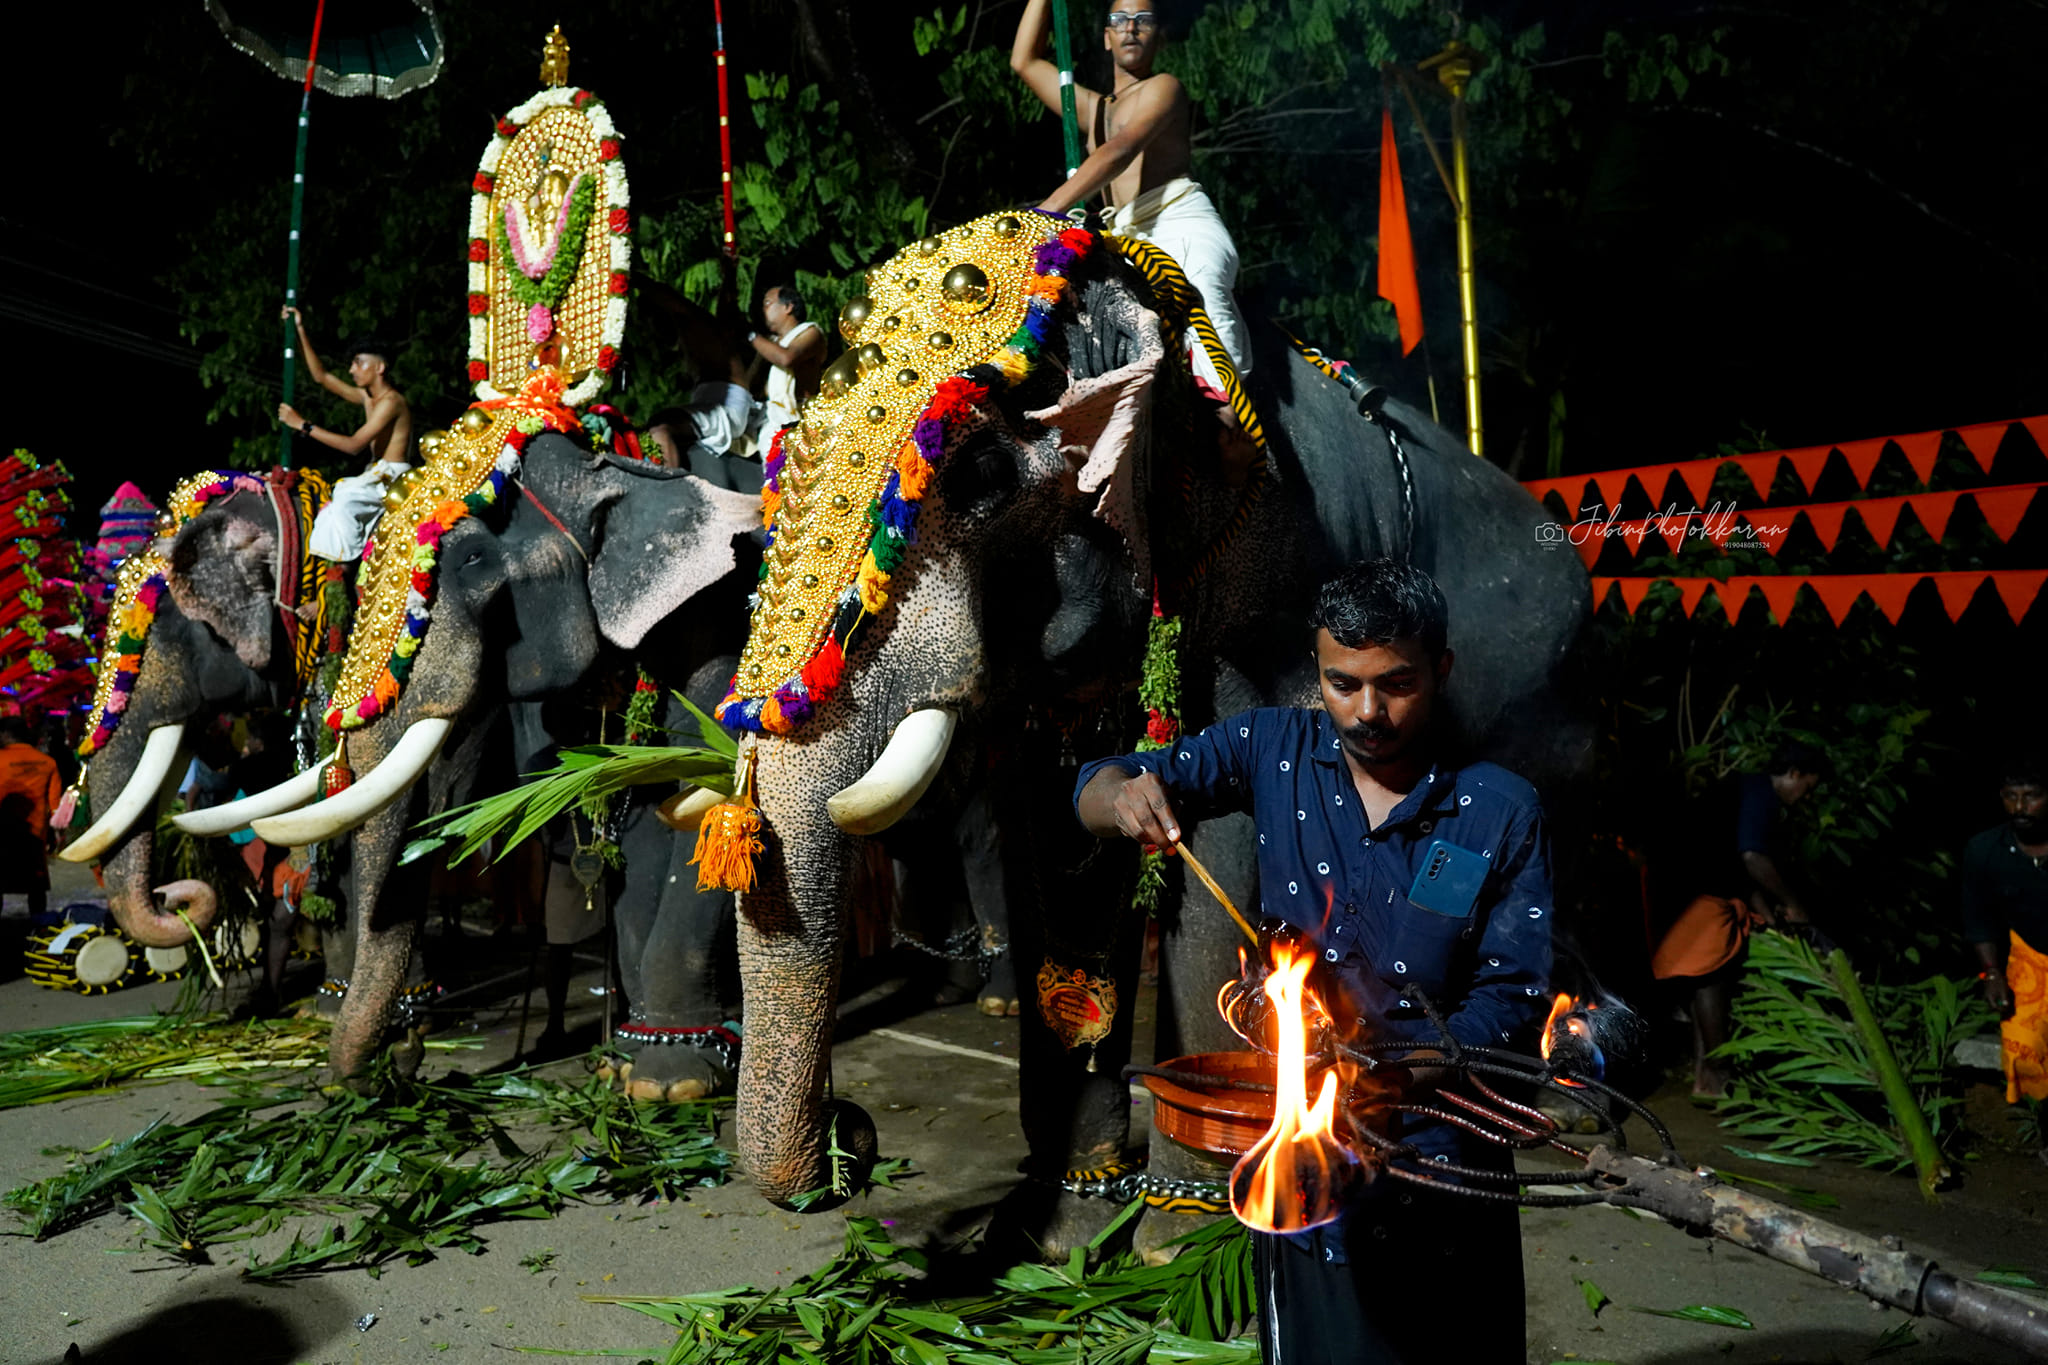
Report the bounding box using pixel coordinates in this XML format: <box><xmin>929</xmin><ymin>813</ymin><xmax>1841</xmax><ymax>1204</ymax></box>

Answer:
<box><xmin>78</xmin><ymin>725</ymin><xmax>210</xmax><ymax>949</ymax></box>
<box><xmin>325</xmin><ymin>721</ymin><xmax>417</xmax><ymax>1081</ymax></box>
<box><xmin>735</xmin><ymin>747</ymin><xmax>861</xmax><ymax>1206</ymax></box>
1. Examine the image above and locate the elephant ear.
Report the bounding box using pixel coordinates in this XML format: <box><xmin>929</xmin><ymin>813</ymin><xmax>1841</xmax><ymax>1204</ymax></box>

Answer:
<box><xmin>1023</xmin><ymin>310</ymin><xmax>1166</xmax><ymax>590</ymax></box>
<box><xmin>588</xmin><ymin>473</ymin><xmax>761</xmax><ymax>648</ymax></box>
<box><xmin>164</xmin><ymin>492</ymin><xmax>277</xmax><ymax>669</ymax></box>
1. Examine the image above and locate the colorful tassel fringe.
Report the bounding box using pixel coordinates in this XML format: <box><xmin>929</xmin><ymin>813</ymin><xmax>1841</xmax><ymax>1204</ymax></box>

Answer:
<box><xmin>691</xmin><ymin>745</ymin><xmax>763</xmax><ymax>893</ymax></box>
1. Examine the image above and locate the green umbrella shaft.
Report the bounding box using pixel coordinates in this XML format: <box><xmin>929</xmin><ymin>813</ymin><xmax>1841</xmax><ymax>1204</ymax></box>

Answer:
<box><xmin>279</xmin><ymin>88</ymin><xmax>310</xmax><ymax>470</ymax></box>
<box><xmin>1051</xmin><ymin>0</ymin><xmax>1083</xmax><ymax>178</ymax></box>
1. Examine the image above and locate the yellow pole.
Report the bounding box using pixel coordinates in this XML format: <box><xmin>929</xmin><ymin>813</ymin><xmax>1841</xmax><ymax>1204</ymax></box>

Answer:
<box><xmin>1423</xmin><ymin>43</ymin><xmax>1483</xmax><ymax>456</ymax></box>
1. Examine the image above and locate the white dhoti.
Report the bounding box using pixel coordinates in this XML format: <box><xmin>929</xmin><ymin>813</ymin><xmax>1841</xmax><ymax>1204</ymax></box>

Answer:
<box><xmin>1105</xmin><ymin>178</ymin><xmax>1251</xmax><ymax>385</ymax></box>
<box><xmin>684</xmin><ymin>380</ymin><xmax>756</xmax><ymax>460</ymax></box>
<box><xmin>308</xmin><ymin>461</ymin><xmax>410</xmax><ymax>562</ymax></box>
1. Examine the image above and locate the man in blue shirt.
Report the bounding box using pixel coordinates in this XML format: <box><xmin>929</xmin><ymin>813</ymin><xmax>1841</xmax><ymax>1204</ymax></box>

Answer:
<box><xmin>1076</xmin><ymin>559</ymin><xmax>1551</xmax><ymax>1364</ymax></box>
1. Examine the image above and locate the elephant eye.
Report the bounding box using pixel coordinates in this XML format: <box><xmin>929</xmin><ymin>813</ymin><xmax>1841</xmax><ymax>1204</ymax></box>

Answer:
<box><xmin>463</xmin><ymin>549</ymin><xmax>485</xmax><ymax>567</ymax></box>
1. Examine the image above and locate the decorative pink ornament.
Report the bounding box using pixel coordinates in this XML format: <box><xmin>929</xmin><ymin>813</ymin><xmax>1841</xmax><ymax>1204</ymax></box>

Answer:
<box><xmin>527</xmin><ymin>304</ymin><xmax>554</xmax><ymax>342</ymax></box>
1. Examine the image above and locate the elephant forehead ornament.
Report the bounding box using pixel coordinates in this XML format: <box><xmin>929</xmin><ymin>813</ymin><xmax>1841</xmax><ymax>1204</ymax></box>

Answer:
<box><xmin>715</xmin><ymin>212</ymin><xmax>1097</xmax><ymax>738</ymax></box>
<box><xmin>76</xmin><ymin>470</ymin><xmax>280</xmax><ymax>761</ymax></box>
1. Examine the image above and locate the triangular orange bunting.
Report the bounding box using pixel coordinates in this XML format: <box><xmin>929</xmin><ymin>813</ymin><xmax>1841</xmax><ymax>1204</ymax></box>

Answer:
<box><xmin>1956</xmin><ymin>423</ymin><xmax>2005</xmax><ymax>473</ymax></box>
<box><xmin>1893</xmin><ymin>431</ymin><xmax>1942</xmax><ymax>484</ymax></box>
<box><xmin>1931</xmin><ymin>571</ymin><xmax>1988</xmax><ymax>621</ymax></box>
<box><xmin>1854</xmin><ymin>496</ymin><xmax>1908</xmax><ymax>550</ymax></box>
<box><xmin>1835</xmin><ymin>439</ymin><xmax>1885</xmax><ymax>489</ymax></box>
<box><xmin>1990</xmin><ymin>569</ymin><xmax>2048</xmax><ymax>623</ymax></box>
<box><xmin>1591</xmin><ymin>470</ymin><xmax>1636</xmax><ymax>516</ymax></box>
<box><xmin>2022</xmin><ymin>417</ymin><xmax>2048</xmax><ymax>457</ymax></box>
<box><xmin>1809</xmin><ymin>576</ymin><xmax>1866</xmax><ymax>626</ymax></box>
<box><xmin>1863</xmin><ymin>573</ymin><xmax>1921</xmax><ymax>624</ymax></box>
<box><xmin>1730</xmin><ymin>453</ymin><xmax>1782</xmax><ymax>500</ymax></box>
<box><xmin>1908</xmin><ymin>490</ymin><xmax>1961</xmax><ymax>544</ymax></box>
<box><xmin>1675</xmin><ymin>578</ymin><xmax>1713</xmax><ymax>617</ymax></box>
<box><xmin>1631</xmin><ymin>465</ymin><xmax>1680</xmax><ymax>508</ymax></box>
<box><xmin>1590</xmin><ymin>577</ymin><xmax>1617</xmax><ymax>610</ymax></box>
<box><xmin>1702</xmin><ymin>513</ymin><xmax>1744</xmax><ymax>550</ymax></box>
<box><xmin>1715</xmin><ymin>577</ymin><xmax>1757</xmax><ymax>623</ymax></box>
<box><xmin>1616</xmin><ymin>577</ymin><xmax>1657</xmax><ymax>615</ymax></box>
<box><xmin>1754</xmin><ymin>576</ymin><xmax>1803</xmax><ymax>627</ymax></box>
<box><xmin>1784</xmin><ymin>446</ymin><xmax>1832</xmax><ymax>494</ymax></box>
<box><xmin>1972</xmin><ymin>486</ymin><xmax>2037</xmax><ymax>543</ymax></box>
<box><xmin>1803</xmin><ymin>504</ymin><xmax>1850</xmax><ymax>552</ymax></box>
<box><xmin>1676</xmin><ymin>461</ymin><xmax>1718</xmax><ymax>509</ymax></box>
<box><xmin>1655</xmin><ymin>512</ymin><xmax>1693</xmax><ymax>555</ymax></box>
<box><xmin>1747</xmin><ymin>514</ymin><xmax>1793</xmax><ymax>557</ymax></box>
<box><xmin>1574</xmin><ymin>532</ymin><xmax>1604</xmax><ymax>569</ymax></box>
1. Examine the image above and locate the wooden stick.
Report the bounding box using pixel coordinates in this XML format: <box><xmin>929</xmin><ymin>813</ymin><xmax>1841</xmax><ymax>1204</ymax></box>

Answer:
<box><xmin>1172</xmin><ymin>841</ymin><xmax>1259</xmax><ymax>946</ymax></box>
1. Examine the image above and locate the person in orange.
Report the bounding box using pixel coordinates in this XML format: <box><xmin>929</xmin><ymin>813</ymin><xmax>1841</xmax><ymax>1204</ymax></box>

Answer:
<box><xmin>1962</xmin><ymin>757</ymin><xmax>2048</xmax><ymax>1154</ymax></box>
<box><xmin>1649</xmin><ymin>744</ymin><xmax>1826</xmax><ymax>1098</ymax></box>
<box><xmin>1</xmin><ymin>713</ymin><xmax>65</xmax><ymax>917</ymax></box>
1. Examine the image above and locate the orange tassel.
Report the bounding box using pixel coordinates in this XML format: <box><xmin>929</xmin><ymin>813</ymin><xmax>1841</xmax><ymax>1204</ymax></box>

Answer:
<box><xmin>692</xmin><ymin>745</ymin><xmax>763</xmax><ymax>893</ymax></box>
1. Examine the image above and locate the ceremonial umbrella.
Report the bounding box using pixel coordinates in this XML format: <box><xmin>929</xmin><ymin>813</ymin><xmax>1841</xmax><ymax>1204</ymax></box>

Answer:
<box><xmin>205</xmin><ymin>0</ymin><xmax>445</xmax><ymax>465</ymax></box>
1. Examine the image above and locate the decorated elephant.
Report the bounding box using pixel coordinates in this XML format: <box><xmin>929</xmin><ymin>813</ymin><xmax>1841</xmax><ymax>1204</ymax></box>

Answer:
<box><xmin>59</xmin><ymin>468</ymin><xmax>349</xmax><ymax>973</ymax></box>
<box><xmin>243</xmin><ymin>413</ymin><xmax>764</xmax><ymax>1089</ymax></box>
<box><xmin>679</xmin><ymin>211</ymin><xmax>1588</xmax><ymax>1223</ymax></box>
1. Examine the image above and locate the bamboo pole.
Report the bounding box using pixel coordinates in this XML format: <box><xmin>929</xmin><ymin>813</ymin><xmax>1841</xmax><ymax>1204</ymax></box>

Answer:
<box><xmin>1172</xmin><ymin>841</ymin><xmax>1258</xmax><ymax>947</ymax></box>
<box><xmin>1050</xmin><ymin>0</ymin><xmax>1084</xmax><ymax>178</ymax></box>
<box><xmin>1827</xmin><ymin>946</ymin><xmax>1947</xmax><ymax>1202</ymax></box>
<box><xmin>277</xmin><ymin>0</ymin><xmax>328</xmax><ymax>470</ymax></box>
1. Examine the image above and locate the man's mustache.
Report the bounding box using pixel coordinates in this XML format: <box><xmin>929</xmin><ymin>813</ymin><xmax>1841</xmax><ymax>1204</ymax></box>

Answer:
<box><xmin>1342</xmin><ymin>722</ymin><xmax>1398</xmax><ymax>747</ymax></box>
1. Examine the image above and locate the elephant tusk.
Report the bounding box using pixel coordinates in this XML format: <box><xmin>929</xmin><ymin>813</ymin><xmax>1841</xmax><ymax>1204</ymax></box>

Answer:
<box><xmin>59</xmin><ymin>725</ymin><xmax>186</xmax><ymax>863</ymax></box>
<box><xmin>656</xmin><ymin>785</ymin><xmax>725</xmax><ymax>833</ymax></box>
<box><xmin>250</xmin><ymin>719</ymin><xmax>453</xmax><ymax>847</ymax></box>
<box><xmin>825</xmin><ymin>708</ymin><xmax>956</xmax><ymax>835</ymax></box>
<box><xmin>171</xmin><ymin>759</ymin><xmax>328</xmax><ymax>836</ymax></box>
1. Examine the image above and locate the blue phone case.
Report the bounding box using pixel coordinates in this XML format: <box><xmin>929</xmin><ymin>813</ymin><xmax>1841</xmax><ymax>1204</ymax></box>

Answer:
<box><xmin>1407</xmin><ymin>839</ymin><xmax>1488</xmax><ymax>918</ymax></box>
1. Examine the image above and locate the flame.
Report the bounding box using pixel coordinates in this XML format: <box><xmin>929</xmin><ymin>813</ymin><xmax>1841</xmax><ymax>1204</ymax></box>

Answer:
<box><xmin>1540</xmin><ymin>991</ymin><xmax>1599</xmax><ymax>1085</ymax></box>
<box><xmin>1227</xmin><ymin>939</ymin><xmax>1362</xmax><ymax>1232</ymax></box>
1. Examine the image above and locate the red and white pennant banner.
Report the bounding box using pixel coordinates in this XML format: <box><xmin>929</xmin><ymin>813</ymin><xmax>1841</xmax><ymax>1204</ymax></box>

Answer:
<box><xmin>1526</xmin><ymin>416</ymin><xmax>2048</xmax><ymax>514</ymax></box>
<box><xmin>1591</xmin><ymin>570</ymin><xmax>2048</xmax><ymax>627</ymax></box>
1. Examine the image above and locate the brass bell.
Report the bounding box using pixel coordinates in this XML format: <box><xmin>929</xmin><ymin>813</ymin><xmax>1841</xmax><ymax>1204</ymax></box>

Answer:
<box><xmin>993</xmin><ymin>215</ymin><xmax>1022</xmax><ymax>238</ymax></box>
<box><xmin>895</xmin><ymin>368</ymin><xmax>919</xmax><ymax>388</ymax></box>
<box><xmin>854</xmin><ymin>343</ymin><xmax>888</xmax><ymax>378</ymax></box>
<box><xmin>831</xmin><ymin>494</ymin><xmax>851</xmax><ymax>512</ymax></box>
<box><xmin>458</xmin><ymin>407</ymin><xmax>494</xmax><ymax>435</ymax></box>
<box><xmin>817</xmin><ymin>536</ymin><xmax>836</xmax><ymax>553</ymax></box>
<box><xmin>839</xmin><ymin>295</ymin><xmax>873</xmax><ymax>342</ymax></box>
<box><xmin>941</xmin><ymin>263</ymin><xmax>994</xmax><ymax>314</ymax></box>
<box><xmin>847</xmin><ymin>451</ymin><xmax>867</xmax><ymax>467</ymax></box>
<box><xmin>820</xmin><ymin>351</ymin><xmax>861</xmax><ymax>400</ymax></box>
<box><xmin>882</xmin><ymin>315</ymin><xmax>903</xmax><ymax>332</ymax></box>
<box><xmin>417</xmin><ymin>429</ymin><xmax>450</xmax><ymax>465</ymax></box>
<box><xmin>866</xmin><ymin>405</ymin><xmax>888</xmax><ymax>424</ymax></box>
<box><xmin>928</xmin><ymin>331</ymin><xmax>954</xmax><ymax>350</ymax></box>
<box><xmin>917</xmin><ymin>236</ymin><xmax>942</xmax><ymax>256</ymax></box>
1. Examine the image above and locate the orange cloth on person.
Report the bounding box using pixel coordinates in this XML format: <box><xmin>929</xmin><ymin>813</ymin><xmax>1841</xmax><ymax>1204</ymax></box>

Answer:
<box><xmin>0</xmin><ymin>741</ymin><xmax>63</xmax><ymax>887</ymax></box>
<box><xmin>1650</xmin><ymin>893</ymin><xmax>1764</xmax><ymax>980</ymax></box>
<box><xmin>2003</xmin><ymin>930</ymin><xmax>2048</xmax><ymax>1104</ymax></box>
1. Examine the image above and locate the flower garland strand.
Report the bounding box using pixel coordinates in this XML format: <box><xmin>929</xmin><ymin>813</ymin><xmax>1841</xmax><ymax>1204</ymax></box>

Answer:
<box><xmin>325</xmin><ymin>441</ymin><xmax>523</xmax><ymax>733</ymax></box>
<box><xmin>494</xmin><ymin>172</ymin><xmax>598</xmax><ymax>310</ymax></box>
<box><xmin>77</xmin><ymin>472</ymin><xmax>268</xmax><ymax>759</ymax></box>
<box><xmin>1131</xmin><ymin>590</ymin><xmax>1182</xmax><ymax>914</ymax></box>
<box><xmin>467</xmin><ymin>86</ymin><xmax>630</xmax><ymax>409</ymax></box>
<box><xmin>715</xmin><ymin>222</ymin><xmax>1096</xmax><ymax>737</ymax></box>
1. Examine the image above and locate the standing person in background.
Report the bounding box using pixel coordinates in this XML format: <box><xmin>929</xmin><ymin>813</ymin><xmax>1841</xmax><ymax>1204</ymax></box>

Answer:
<box><xmin>747</xmin><ymin>285</ymin><xmax>823</xmax><ymax>438</ymax></box>
<box><xmin>0</xmin><ymin>713</ymin><xmax>64</xmax><ymax>918</ymax></box>
<box><xmin>1649</xmin><ymin>745</ymin><xmax>1827</xmax><ymax>1099</ymax></box>
<box><xmin>1963</xmin><ymin>756</ymin><xmax>2048</xmax><ymax>1155</ymax></box>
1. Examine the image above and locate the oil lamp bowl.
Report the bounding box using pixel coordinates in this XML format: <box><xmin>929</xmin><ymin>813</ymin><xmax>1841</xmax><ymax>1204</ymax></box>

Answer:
<box><xmin>1141</xmin><ymin>1051</ymin><xmax>1339</xmax><ymax>1160</ymax></box>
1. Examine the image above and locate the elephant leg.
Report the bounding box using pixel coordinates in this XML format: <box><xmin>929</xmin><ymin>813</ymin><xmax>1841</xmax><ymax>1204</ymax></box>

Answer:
<box><xmin>612</xmin><ymin>798</ymin><xmax>738</xmax><ymax>1103</ymax></box>
<box><xmin>330</xmin><ymin>794</ymin><xmax>428</xmax><ymax>1087</ymax></box>
<box><xmin>954</xmin><ymin>781</ymin><xmax>1017</xmax><ymax>1016</ymax></box>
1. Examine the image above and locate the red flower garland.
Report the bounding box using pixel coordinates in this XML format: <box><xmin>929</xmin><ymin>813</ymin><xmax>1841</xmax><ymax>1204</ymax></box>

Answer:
<box><xmin>466</xmin><ymin>238</ymin><xmax>489</xmax><ymax>263</ymax></box>
<box><xmin>466</xmin><ymin>292</ymin><xmax>489</xmax><ymax>316</ymax></box>
<box><xmin>473</xmin><ymin>171</ymin><xmax>496</xmax><ymax>194</ymax></box>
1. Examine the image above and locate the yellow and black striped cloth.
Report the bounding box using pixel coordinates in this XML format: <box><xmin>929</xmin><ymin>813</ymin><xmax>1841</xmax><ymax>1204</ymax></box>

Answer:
<box><xmin>288</xmin><ymin>469</ymin><xmax>333</xmax><ymax>687</ymax></box>
<box><xmin>1105</xmin><ymin>235</ymin><xmax>1266</xmax><ymax>451</ymax></box>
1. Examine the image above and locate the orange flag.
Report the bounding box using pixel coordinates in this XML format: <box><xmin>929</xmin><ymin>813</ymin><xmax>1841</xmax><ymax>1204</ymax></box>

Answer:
<box><xmin>1377</xmin><ymin>106</ymin><xmax>1424</xmax><ymax>357</ymax></box>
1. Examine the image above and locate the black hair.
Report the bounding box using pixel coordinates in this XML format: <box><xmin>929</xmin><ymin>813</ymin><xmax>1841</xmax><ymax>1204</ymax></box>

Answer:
<box><xmin>0</xmin><ymin>713</ymin><xmax>30</xmax><ymax>744</ymax></box>
<box><xmin>1308</xmin><ymin>558</ymin><xmax>1449</xmax><ymax>659</ymax></box>
<box><xmin>344</xmin><ymin>336</ymin><xmax>394</xmax><ymax>369</ymax></box>
<box><xmin>1767</xmin><ymin>742</ymin><xmax>1828</xmax><ymax>778</ymax></box>
<box><xmin>2001</xmin><ymin>751</ymin><xmax>2048</xmax><ymax>790</ymax></box>
<box><xmin>770</xmin><ymin>285</ymin><xmax>807</xmax><ymax>323</ymax></box>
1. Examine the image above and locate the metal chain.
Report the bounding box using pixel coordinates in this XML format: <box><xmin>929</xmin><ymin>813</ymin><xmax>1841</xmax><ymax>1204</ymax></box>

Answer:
<box><xmin>1055</xmin><ymin>1162</ymin><xmax>1231</xmax><ymax>1213</ymax></box>
<box><xmin>1363</xmin><ymin>411</ymin><xmax>1417</xmax><ymax>561</ymax></box>
<box><xmin>891</xmin><ymin>924</ymin><xmax>1005</xmax><ymax>967</ymax></box>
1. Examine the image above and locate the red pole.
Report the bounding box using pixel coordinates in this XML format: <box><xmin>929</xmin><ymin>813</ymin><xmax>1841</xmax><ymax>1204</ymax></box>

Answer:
<box><xmin>713</xmin><ymin>0</ymin><xmax>736</xmax><ymax>258</ymax></box>
<box><xmin>302</xmin><ymin>0</ymin><xmax>327</xmax><ymax>92</ymax></box>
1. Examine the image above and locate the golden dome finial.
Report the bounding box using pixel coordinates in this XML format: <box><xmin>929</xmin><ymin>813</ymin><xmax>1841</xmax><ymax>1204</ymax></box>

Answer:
<box><xmin>540</xmin><ymin>26</ymin><xmax>571</xmax><ymax>87</ymax></box>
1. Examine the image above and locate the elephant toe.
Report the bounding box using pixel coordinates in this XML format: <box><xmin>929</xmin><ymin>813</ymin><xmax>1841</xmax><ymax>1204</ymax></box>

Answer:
<box><xmin>977</xmin><ymin>995</ymin><xmax>1008</xmax><ymax>1018</ymax></box>
<box><xmin>624</xmin><ymin>1076</ymin><xmax>669</xmax><ymax>1103</ymax></box>
<box><xmin>665</xmin><ymin>1077</ymin><xmax>713</xmax><ymax>1101</ymax></box>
